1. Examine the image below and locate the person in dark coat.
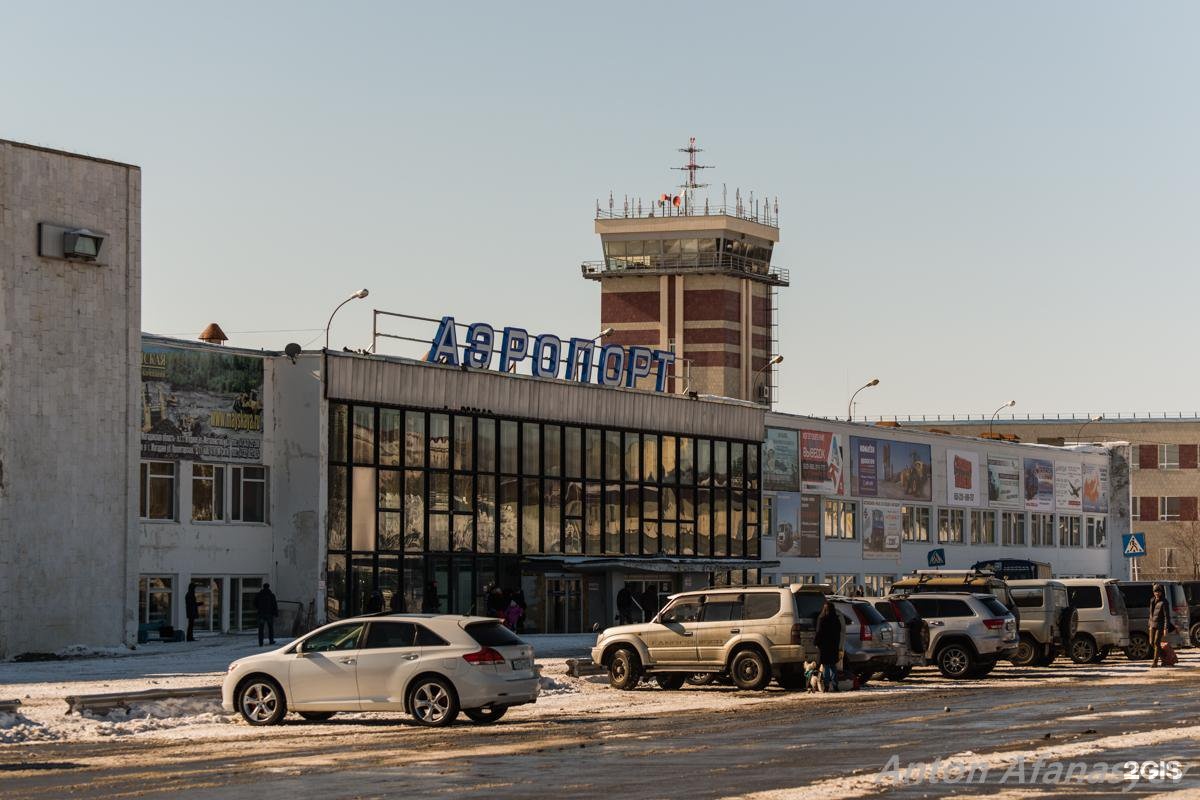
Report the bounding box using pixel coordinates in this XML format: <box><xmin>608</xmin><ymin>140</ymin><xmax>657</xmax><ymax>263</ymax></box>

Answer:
<box><xmin>422</xmin><ymin>581</ymin><xmax>440</xmax><ymax>613</ymax></box>
<box><xmin>366</xmin><ymin>589</ymin><xmax>384</xmax><ymax>614</ymax></box>
<box><xmin>254</xmin><ymin>583</ymin><xmax>279</xmax><ymax>646</ymax></box>
<box><xmin>389</xmin><ymin>591</ymin><xmax>406</xmax><ymax>613</ymax></box>
<box><xmin>1149</xmin><ymin>583</ymin><xmax>1170</xmax><ymax>667</ymax></box>
<box><xmin>184</xmin><ymin>583</ymin><xmax>199</xmax><ymax>642</ymax></box>
<box><xmin>814</xmin><ymin>601</ymin><xmax>844</xmax><ymax>691</ymax></box>
<box><xmin>640</xmin><ymin>586</ymin><xmax>659</xmax><ymax>622</ymax></box>
<box><xmin>616</xmin><ymin>586</ymin><xmax>635</xmax><ymax>625</ymax></box>
<box><xmin>511</xmin><ymin>588</ymin><xmax>527</xmax><ymax>632</ymax></box>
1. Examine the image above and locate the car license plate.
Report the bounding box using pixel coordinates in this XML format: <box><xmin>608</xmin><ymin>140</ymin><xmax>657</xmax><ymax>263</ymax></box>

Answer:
<box><xmin>511</xmin><ymin>658</ymin><xmax>531</xmax><ymax>671</ymax></box>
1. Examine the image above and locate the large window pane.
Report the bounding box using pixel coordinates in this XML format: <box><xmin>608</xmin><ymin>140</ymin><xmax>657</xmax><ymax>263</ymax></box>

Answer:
<box><xmin>713</xmin><ymin>441</ymin><xmax>729</xmax><ymax>487</ymax></box>
<box><xmin>605</xmin><ymin>485</ymin><xmax>621</xmax><ymax>553</ymax></box>
<box><xmin>353</xmin><ymin>406</ymin><xmax>375</xmax><ymax>464</ymax></box>
<box><xmin>661</xmin><ymin>485</ymin><xmax>677</xmax><ymax>520</ymax></box>
<box><xmin>191</xmin><ymin>463</ymin><xmax>224</xmax><ymax>522</ymax></box>
<box><xmin>477</xmin><ymin>418</ymin><xmax>496</xmax><ymax>473</ymax></box>
<box><xmin>330</xmin><ymin>404</ymin><xmax>349</xmax><ymax>462</ymax></box>
<box><xmin>500</xmin><ymin>421</ymin><xmax>519</xmax><ymax>474</ymax></box>
<box><xmin>697</xmin><ymin>440</ymin><xmax>712</xmax><ymax>485</ymax></box>
<box><xmin>661</xmin><ymin>436</ymin><xmax>677</xmax><ymax>483</ymax></box>
<box><xmin>586</xmin><ymin>428</ymin><xmax>602</xmax><ymax>480</ymax></box>
<box><xmin>662</xmin><ymin>521</ymin><xmax>677</xmax><ymax>556</ymax></box>
<box><xmin>429</xmin><ymin>414</ymin><xmax>450</xmax><ymax>469</ymax></box>
<box><xmin>403</xmin><ymin>470</ymin><xmax>424</xmax><ymax>552</ymax></box>
<box><xmin>605</xmin><ymin>430</ymin><xmax>622</xmax><ymax>482</ymax></box>
<box><xmin>624</xmin><ymin>433</ymin><xmax>640</xmax><ymax>482</ymax></box>
<box><xmin>643</xmin><ymin>434</ymin><xmax>659</xmax><ymax>483</ymax></box>
<box><xmin>697</xmin><ymin>488</ymin><xmax>711</xmax><ymax>556</ymax></box>
<box><xmin>522</xmin><ymin>423</ymin><xmax>540</xmax><ymax>475</ymax></box>
<box><xmin>454</xmin><ymin>475</ymin><xmax>473</xmax><ymax>513</ymax></box>
<box><xmin>730</xmin><ymin>491</ymin><xmax>745</xmax><ymax>557</ymax></box>
<box><xmin>731</xmin><ymin>443</ymin><xmax>745</xmax><ymax>489</ymax></box>
<box><xmin>405</xmin><ymin>412</ymin><xmax>425</xmax><ymax>467</ymax></box>
<box><xmin>544</xmin><ymin>425</ymin><xmax>561</xmax><ymax>477</ymax></box>
<box><xmin>453</xmin><ymin>416</ymin><xmax>473</xmax><ymax>471</ymax></box>
<box><xmin>326</xmin><ymin>555</ymin><xmax>347</xmax><ymax>620</ymax></box>
<box><xmin>352</xmin><ymin>467</ymin><xmax>376</xmax><ymax>551</ymax></box>
<box><xmin>713</xmin><ymin>491</ymin><xmax>728</xmax><ymax>557</ymax></box>
<box><xmin>430</xmin><ymin>472</ymin><xmax>450</xmax><ymax>512</ymax></box>
<box><xmin>564</xmin><ymin>427</ymin><xmax>582</xmax><ymax>479</ymax></box>
<box><xmin>543</xmin><ymin>479</ymin><xmax>562</xmax><ymax>553</ymax></box>
<box><xmin>328</xmin><ymin>466</ymin><xmax>348</xmax><ymax>550</ymax></box>
<box><xmin>378</xmin><ymin>469</ymin><xmax>401</xmax><ymax>510</ymax></box>
<box><xmin>500</xmin><ymin>476</ymin><xmax>518</xmax><ymax>553</ymax></box>
<box><xmin>378</xmin><ymin>512</ymin><xmax>401</xmax><ymax>550</ymax></box>
<box><xmin>564</xmin><ymin>519</ymin><xmax>583</xmax><ymax>555</ymax></box>
<box><xmin>429</xmin><ymin>514</ymin><xmax>450</xmax><ymax>551</ymax></box>
<box><xmin>680</xmin><ymin>438</ymin><xmax>695</xmax><ymax>484</ymax></box>
<box><xmin>585</xmin><ymin>482</ymin><xmax>601</xmax><ymax>554</ymax></box>
<box><xmin>453</xmin><ymin>515</ymin><xmax>473</xmax><ymax>552</ymax></box>
<box><xmin>379</xmin><ymin>408</ymin><xmax>401</xmax><ymax>467</ymax></box>
<box><xmin>624</xmin><ymin>485</ymin><xmax>640</xmax><ymax>554</ymax></box>
<box><xmin>477</xmin><ymin>475</ymin><xmax>496</xmax><ymax>553</ymax></box>
<box><xmin>522</xmin><ymin>478</ymin><xmax>540</xmax><ymax>553</ymax></box>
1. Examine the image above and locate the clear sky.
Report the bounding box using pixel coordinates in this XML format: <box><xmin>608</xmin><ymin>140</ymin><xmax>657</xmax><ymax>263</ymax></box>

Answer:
<box><xmin>4</xmin><ymin>2</ymin><xmax>1198</xmax><ymax>420</ymax></box>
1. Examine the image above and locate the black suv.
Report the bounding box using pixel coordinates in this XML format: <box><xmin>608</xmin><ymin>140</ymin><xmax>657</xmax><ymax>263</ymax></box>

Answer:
<box><xmin>1181</xmin><ymin>581</ymin><xmax>1200</xmax><ymax>647</ymax></box>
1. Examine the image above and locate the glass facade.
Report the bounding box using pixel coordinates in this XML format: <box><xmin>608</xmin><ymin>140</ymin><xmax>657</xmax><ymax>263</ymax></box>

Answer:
<box><xmin>327</xmin><ymin>402</ymin><xmax>761</xmax><ymax>620</ymax></box>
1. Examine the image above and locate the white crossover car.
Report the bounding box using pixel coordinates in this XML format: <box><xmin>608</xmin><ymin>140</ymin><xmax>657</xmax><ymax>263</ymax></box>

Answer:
<box><xmin>222</xmin><ymin>614</ymin><xmax>538</xmax><ymax>727</ymax></box>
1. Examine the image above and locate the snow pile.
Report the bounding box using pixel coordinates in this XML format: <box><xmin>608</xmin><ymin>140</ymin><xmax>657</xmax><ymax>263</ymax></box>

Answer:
<box><xmin>537</xmin><ymin>675</ymin><xmax>580</xmax><ymax>696</ymax></box>
<box><xmin>0</xmin><ymin>712</ymin><xmax>59</xmax><ymax>744</ymax></box>
<box><xmin>55</xmin><ymin>644</ymin><xmax>136</xmax><ymax>660</ymax></box>
<box><xmin>84</xmin><ymin>696</ymin><xmax>234</xmax><ymax>737</ymax></box>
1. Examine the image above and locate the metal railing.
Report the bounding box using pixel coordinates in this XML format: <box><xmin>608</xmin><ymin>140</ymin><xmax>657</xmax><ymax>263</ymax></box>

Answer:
<box><xmin>581</xmin><ymin>255</ymin><xmax>789</xmax><ymax>285</ymax></box>
<box><xmin>595</xmin><ymin>203</ymin><xmax>779</xmax><ymax>228</ymax></box>
<box><xmin>848</xmin><ymin>411</ymin><xmax>1200</xmax><ymax>424</ymax></box>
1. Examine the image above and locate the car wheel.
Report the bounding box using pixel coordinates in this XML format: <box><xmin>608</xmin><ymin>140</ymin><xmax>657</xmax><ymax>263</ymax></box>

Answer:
<box><xmin>607</xmin><ymin>647</ymin><xmax>642</xmax><ymax>690</ymax></box>
<box><xmin>685</xmin><ymin>672</ymin><xmax>717</xmax><ymax>686</ymax></box>
<box><xmin>298</xmin><ymin>711</ymin><xmax>335</xmax><ymax>722</ymax></box>
<box><xmin>655</xmin><ymin>674</ymin><xmax>686</xmax><ymax>690</ymax></box>
<box><xmin>409</xmin><ymin>677</ymin><xmax>460</xmax><ymax>727</ymax></box>
<box><xmin>883</xmin><ymin>665</ymin><xmax>912</xmax><ymax>681</ymax></box>
<box><xmin>936</xmin><ymin>643</ymin><xmax>975</xmax><ymax>679</ymax></box>
<box><xmin>237</xmin><ymin>677</ymin><xmax>287</xmax><ymax>726</ymax></box>
<box><xmin>1070</xmin><ymin>634</ymin><xmax>1097</xmax><ymax>665</ymax></box>
<box><xmin>729</xmin><ymin>648</ymin><xmax>771</xmax><ymax>691</ymax></box>
<box><xmin>1125</xmin><ymin>632</ymin><xmax>1151</xmax><ymax>661</ymax></box>
<box><xmin>1011</xmin><ymin>634</ymin><xmax>1039</xmax><ymax>667</ymax></box>
<box><xmin>464</xmin><ymin>706</ymin><xmax>508</xmax><ymax>725</ymax></box>
<box><xmin>1190</xmin><ymin>623</ymin><xmax>1200</xmax><ymax>648</ymax></box>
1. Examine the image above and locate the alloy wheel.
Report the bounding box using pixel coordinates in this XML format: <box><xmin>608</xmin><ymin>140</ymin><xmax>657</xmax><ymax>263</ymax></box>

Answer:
<box><xmin>413</xmin><ymin>682</ymin><xmax>451</xmax><ymax>724</ymax></box>
<box><xmin>1070</xmin><ymin>636</ymin><xmax>1096</xmax><ymax>664</ymax></box>
<box><xmin>940</xmin><ymin>646</ymin><xmax>970</xmax><ymax>677</ymax></box>
<box><xmin>241</xmin><ymin>682</ymin><xmax>278</xmax><ymax>723</ymax></box>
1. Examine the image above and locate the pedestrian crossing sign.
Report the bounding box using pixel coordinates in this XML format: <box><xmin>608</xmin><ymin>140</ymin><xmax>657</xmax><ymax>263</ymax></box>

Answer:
<box><xmin>1122</xmin><ymin>533</ymin><xmax>1146</xmax><ymax>558</ymax></box>
<box><xmin>927</xmin><ymin>548</ymin><xmax>946</xmax><ymax>567</ymax></box>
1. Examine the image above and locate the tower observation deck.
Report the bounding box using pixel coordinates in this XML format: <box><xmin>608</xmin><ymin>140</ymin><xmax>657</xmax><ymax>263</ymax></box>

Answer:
<box><xmin>582</xmin><ymin>139</ymin><xmax>788</xmax><ymax>404</ymax></box>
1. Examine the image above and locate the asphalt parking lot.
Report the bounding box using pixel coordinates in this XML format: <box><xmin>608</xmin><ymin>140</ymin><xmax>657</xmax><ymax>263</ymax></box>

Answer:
<box><xmin>3</xmin><ymin>646</ymin><xmax>1198</xmax><ymax>799</ymax></box>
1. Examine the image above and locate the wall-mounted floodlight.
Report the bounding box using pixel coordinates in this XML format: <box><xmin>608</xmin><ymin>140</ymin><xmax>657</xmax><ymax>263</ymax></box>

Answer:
<box><xmin>63</xmin><ymin>228</ymin><xmax>104</xmax><ymax>261</ymax></box>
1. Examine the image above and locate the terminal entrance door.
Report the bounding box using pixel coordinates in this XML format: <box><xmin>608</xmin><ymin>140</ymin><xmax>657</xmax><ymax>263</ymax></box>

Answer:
<box><xmin>545</xmin><ymin>575</ymin><xmax>583</xmax><ymax>633</ymax></box>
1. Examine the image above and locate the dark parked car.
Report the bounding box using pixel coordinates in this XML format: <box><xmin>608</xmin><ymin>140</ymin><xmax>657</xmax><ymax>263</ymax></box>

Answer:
<box><xmin>1180</xmin><ymin>580</ymin><xmax>1200</xmax><ymax>647</ymax></box>
<box><xmin>1116</xmin><ymin>581</ymin><xmax>1189</xmax><ymax>659</ymax></box>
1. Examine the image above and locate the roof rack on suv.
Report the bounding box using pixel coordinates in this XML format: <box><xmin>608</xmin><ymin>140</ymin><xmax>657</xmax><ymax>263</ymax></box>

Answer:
<box><xmin>910</xmin><ymin>569</ymin><xmax>996</xmax><ymax>585</ymax></box>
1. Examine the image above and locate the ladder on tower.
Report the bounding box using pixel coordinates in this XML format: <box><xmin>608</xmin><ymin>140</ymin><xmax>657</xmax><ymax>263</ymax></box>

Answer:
<box><xmin>767</xmin><ymin>286</ymin><xmax>780</xmax><ymax>406</ymax></box>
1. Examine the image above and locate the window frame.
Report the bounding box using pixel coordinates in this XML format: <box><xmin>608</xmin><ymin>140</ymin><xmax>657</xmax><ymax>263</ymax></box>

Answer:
<box><xmin>140</xmin><ymin>460</ymin><xmax>177</xmax><ymax>521</ymax></box>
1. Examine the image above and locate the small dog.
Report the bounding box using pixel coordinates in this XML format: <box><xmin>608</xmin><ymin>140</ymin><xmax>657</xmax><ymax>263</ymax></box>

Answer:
<box><xmin>803</xmin><ymin>660</ymin><xmax>822</xmax><ymax>693</ymax></box>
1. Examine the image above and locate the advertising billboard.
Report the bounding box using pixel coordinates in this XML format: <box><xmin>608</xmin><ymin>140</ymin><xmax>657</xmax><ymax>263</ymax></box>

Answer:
<box><xmin>800</xmin><ymin>429</ymin><xmax>844</xmax><ymax>495</ymax></box>
<box><xmin>1023</xmin><ymin>458</ymin><xmax>1055</xmax><ymax>512</ymax></box>
<box><xmin>141</xmin><ymin>343</ymin><xmax>264</xmax><ymax>462</ymax></box>
<box><xmin>775</xmin><ymin>493</ymin><xmax>820</xmax><ymax>558</ymax></box>
<box><xmin>862</xmin><ymin>499</ymin><xmax>903</xmax><ymax>560</ymax></box>
<box><xmin>764</xmin><ymin>428</ymin><xmax>800</xmax><ymax>492</ymax></box>
<box><xmin>1082</xmin><ymin>464</ymin><xmax>1109</xmax><ymax>513</ymax></box>
<box><xmin>946</xmin><ymin>449</ymin><xmax>982</xmax><ymax>507</ymax></box>
<box><xmin>850</xmin><ymin>437</ymin><xmax>933</xmax><ymax>501</ymax></box>
<box><xmin>1056</xmin><ymin>461</ymin><xmax>1084</xmax><ymax>513</ymax></box>
<box><xmin>987</xmin><ymin>456</ymin><xmax>1023</xmax><ymax>509</ymax></box>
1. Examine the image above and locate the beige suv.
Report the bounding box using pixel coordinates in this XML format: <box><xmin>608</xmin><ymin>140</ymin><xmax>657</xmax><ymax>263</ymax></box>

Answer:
<box><xmin>590</xmin><ymin>586</ymin><xmax>821</xmax><ymax>691</ymax></box>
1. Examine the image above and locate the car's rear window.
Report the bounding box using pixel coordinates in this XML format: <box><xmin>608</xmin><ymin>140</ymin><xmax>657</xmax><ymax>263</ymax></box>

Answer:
<box><xmin>465</xmin><ymin>621</ymin><xmax>522</xmax><ymax>648</ymax></box>
<box><xmin>873</xmin><ymin>602</ymin><xmax>898</xmax><ymax>622</ymax></box>
<box><xmin>852</xmin><ymin>602</ymin><xmax>887</xmax><ymax>625</ymax></box>
<box><xmin>1169</xmin><ymin>584</ymin><xmax>1187</xmax><ymax>608</ymax></box>
<box><xmin>743</xmin><ymin>592</ymin><xmax>781</xmax><ymax>620</ymax></box>
<box><xmin>907</xmin><ymin>597</ymin><xmax>937</xmax><ymax>618</ymax></box>
<box><xmin>793</xmin><ymin>592</ymin><xmax>826</xmax><ymax>620</ymax></box>
<box><xmin>980</xmin><ymin>597</ymin><xmax>1011</xmax><ymax>617</ymax></box>
<box><xmin>1120</xmin><ymin>584</ymin><xmax>1152</xmax><ymax>609</ymax></box>
<box><xmin>1012</xmin><ymin>588</ymin><xmax>1044</xmax><ymax>609</ymax></box>
<box><xmin>1183</xmin><ymin>582</ymin><xmax>1200</xmax><ymax>604</ymax></box>
<box><xmin>1069</xmin><ymin>585</ymin><xmax>1103</xmax><ymax>609</ymax></box>
<box><xmin>702</xmin><ymin>599</ymin><xmax>743</xmax><ymax>622</ymax></box>
<box><xmin>364</xmin><ymin>622</ymin><xmax>416</xmax><ymax>649</ymax></box>
<box><xmin>940</xmin><ymin>599</ymin><xmax>973</xmax><ymax>617</ymax></box>
<box><xmin>895</xmin><ymin>599</ymin><xmax>920</xmax><ymax>624</ymax></box>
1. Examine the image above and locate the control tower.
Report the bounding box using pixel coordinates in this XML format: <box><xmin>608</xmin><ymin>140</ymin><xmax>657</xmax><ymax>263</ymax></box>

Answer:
<box><xmin>582</xmin><ymin>139</ymin><xmax>788</xmax><ymax>404</ymax></box>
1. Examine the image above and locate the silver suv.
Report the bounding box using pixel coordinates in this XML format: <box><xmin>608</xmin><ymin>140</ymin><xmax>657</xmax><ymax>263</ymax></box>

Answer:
<box><xmin>828</xmin><ymin>596</ymin><xmax>896</xmax><ymax>683</ymax></box>
<box><xmin>871</xmin><ymin>596</ymin><xmax>928</xmax><ymax>680</ymax></box>
<box><xmin>1060</xmin><ymin>578</ymin><xmax>1130</xmax><ymax>663</ymax></box>
<box><xmin>1007</xmin><ymin>579</ymin><xmax>1077</xmax><ymax>667</ymax></box>
<box><xmin>591</xmin><ymin>586</ymin><xmax>819</xmax><ymax>691</ymax></box>
<box><xmin>900</xmin><ymin>592</ymin><xmax>1019</xmax><ymax>679</ymax></box>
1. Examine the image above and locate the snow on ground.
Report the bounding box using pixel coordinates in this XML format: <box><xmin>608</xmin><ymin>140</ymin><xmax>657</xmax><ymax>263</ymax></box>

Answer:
<box><xmin>1</xmin><ymin>633</ymin><xmax>1197</xmax><ymax>748</ymax></box>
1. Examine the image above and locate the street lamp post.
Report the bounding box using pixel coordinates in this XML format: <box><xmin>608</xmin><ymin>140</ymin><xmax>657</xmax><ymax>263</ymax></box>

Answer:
<box><xmin>989</xmin><ymin>400</ymin><xmax>1017</xmax><ymax>436</ymax></box>
<box><xmin>752</xmin><ymin>354</ymin><xmax>784</xmax><ymax>405</ymax></box>
<box><xmin>325</xmin><ymin>288</ymin><xmax>370</xmax><ymax>349</ymax></box>
<box><xmin>1076</xmin><ymin>414</ymin><xmax>1104</xmax><ymax>443</ymax></box>
<box><xmin>846</xmin><ymin>378</ymin><xmax>879</xmax><ymax>422</ymax></box>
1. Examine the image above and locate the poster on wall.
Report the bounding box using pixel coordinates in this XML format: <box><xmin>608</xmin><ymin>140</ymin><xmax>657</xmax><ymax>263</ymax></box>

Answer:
<box><xmin>1056</xmin><ymin>461</ymin><xmax>1083</xmax><ymax>513</ymax></box>
<box><xmin>850</xmin><ymin>437</ymin><xmax>933</xmax><ymax>501</ymax></box>
<box><xmin>946</xmin><ymin>449</ymin><xmax>982</xmax><ymax>507</ymax></box>
<box><xmin>1082</xmin><ymin>464</ymin><xmax>1110</xmax><ymax>513</ymax></box>
<box><xmin>773</xmin><ymin>493</ymin><xmax>800</xmax><ymax>556</ymax></box>
<box><xmin>141</xmin><ymin>343</ymin><xmax>263</xmax><ymax>462</ymax></box>
<box><xmin>987</xmin><ymin>456</ymin><xmax>1023</xmax><ymax>509</ymax></box>
<box><xmin>763</xmin><ymin>428</ymin><xmax>800</xmax><ymax>492</ymax></box>
<box><xmin>862</xmin><ymin>499</ymin><xmax>903</xmax><ymax>560</ymax></box>
<box><xmin>1023</xmin><ymin>458</ymin><xmax>1055</xmax><ymax>511</ymax></box>
<box><xmin>799</xmin><ymin>494</ymin><xmax>822</xmax><ymax>558</ymax></box>
<box><xmin>800</xmin><ymin>429</ymin><xmax>844</xmax><ymax>495</ymax></box>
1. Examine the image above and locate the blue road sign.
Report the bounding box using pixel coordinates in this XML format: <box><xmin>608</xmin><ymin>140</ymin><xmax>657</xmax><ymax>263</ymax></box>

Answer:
<box><xmin>1122</xmin><ymin>533</ymin><xmax>1146</xmax><ymax>558</ymax></box>
<box><xmin>927</xmin><ymin>548</ymin><xmax>946</xmax><ymax>567</ymax></box>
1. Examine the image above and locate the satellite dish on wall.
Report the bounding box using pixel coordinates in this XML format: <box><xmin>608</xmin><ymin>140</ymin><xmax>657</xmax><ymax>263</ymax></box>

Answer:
<box><xmin>284</xmin><ymin>342</ymin><xmax>302</xmax><ymax>364</ymax></box>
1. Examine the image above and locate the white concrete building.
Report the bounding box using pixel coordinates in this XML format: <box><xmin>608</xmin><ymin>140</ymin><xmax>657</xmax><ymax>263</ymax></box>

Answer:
<box><xmin>760</xmin><ymin>413</ymin><xmax>1131</xmax><ymax>594</ymax></box>
<box><xmin>0</xmin><ymin>140</ymin><xmax>141</xmax><ymax>658</ymax></box>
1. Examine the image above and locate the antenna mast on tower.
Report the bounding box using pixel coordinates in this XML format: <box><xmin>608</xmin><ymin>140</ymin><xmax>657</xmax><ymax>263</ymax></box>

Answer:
<box><xmin>673</xmin><ymin>136</ymin><xmax>711</xmax><ymax>214</ymax></box>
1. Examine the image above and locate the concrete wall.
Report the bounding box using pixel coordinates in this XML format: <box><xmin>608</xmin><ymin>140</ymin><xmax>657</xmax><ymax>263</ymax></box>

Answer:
<box><xmin>0</xmin><ymin>141</ymin><xmax>140</xmax><ymax>657</ymax></box>
<box><xmin>761</xmin><ymin>414</ymin><xmax>1125</xmax><ymax>590</ymax></box>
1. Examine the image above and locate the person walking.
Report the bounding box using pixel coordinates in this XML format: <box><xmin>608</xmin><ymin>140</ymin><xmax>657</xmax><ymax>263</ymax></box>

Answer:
<box><xmin>814</xmin><ymin>601</ymin><xmax>844</xmax><ymax>692</ymax></box>
<box><xmin>255</xmin><ymin>582</ymin><xmax>279</xmax><ymax>646</ymax></box>
<box><xmin>366</xmin><ymin>589</ymin><xmax>383</xmax><ymax>613</ymax></box>
<box><xmin>503</xmin><ymin>599</ymin><xmax>522</xmax><ymax>631</ymax></box>
<box><xmin>422</xmin><ymin>581</ymin><xmax>440</xmax><ymax>613</ymax></box>
<box><xmin>1149</xmin><ymin>583</ymin><xmax>1170</xmax><ymax>667</ymax></box>
<box><xmin>616</xmin><ymin>585</ymin><xmax>635</xmax><ymax>625</ymax></box>
<box><xmin>184</xmin><ymin>583</ymin><xmax>199</xmax><ymax>642</ymax></box>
